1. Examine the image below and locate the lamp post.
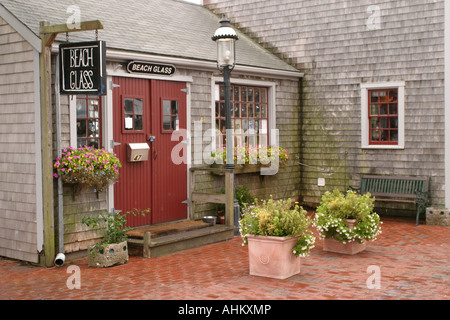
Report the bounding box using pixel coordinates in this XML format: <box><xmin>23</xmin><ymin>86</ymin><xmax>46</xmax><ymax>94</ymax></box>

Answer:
<box><xmin>212</xmin><ymin>16</ymin><xmax>239</xmax><ymax>169</ymax></box>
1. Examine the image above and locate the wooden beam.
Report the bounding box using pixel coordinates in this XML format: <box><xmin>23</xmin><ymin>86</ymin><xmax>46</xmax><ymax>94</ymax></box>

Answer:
<box><xmin>41</xmin><ymin>20</ymin><xmax>104</xmax><ymax>35</ymax></box>
<box><xmin>191</xmin><ymin>192</ymin><xmax>226</xmax><ymax>204</ymax></box>
<box><xmin>40</xmin><ymin>20</ymin><xmax>104</xmax><ymax>47</ymax></box>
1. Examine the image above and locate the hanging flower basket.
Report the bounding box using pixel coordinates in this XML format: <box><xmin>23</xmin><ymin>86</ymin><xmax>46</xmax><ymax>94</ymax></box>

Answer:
<box><xmin>53</xmin><ymin>146</ymin><xmax>122</xmax><ymax>197</ymax></box>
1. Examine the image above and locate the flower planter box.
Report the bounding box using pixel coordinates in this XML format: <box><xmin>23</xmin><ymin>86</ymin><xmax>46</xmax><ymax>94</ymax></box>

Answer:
<box><xmin>322</xmin><ymin>237</ymin><xmax>366</xmax><ymax>255</ymax></box>
<box><xmin>246</xmin><ymin>234</ymin><xmax>301</xmax><ymax>279</ymax></box>
<box><xmin>88</xmin><ymin>241</ymin><xmax>129</xmax><ymax>268</ymax></box>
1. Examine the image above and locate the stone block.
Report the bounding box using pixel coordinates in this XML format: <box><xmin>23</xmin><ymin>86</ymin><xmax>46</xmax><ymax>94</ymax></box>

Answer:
<box><xmin>87</xmin><ymin>241</ymin><xmax>129</xmax><ymax>268</ymax></box>
<box><xmin>426</xmin><ymin>208</ymin><xmax>450</xmax><ymax>226</ymax></box>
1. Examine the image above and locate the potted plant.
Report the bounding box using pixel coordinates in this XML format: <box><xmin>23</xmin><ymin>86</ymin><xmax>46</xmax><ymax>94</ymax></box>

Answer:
<box><xmin>82</xmin><ymin>208</ymin><xmax>148</xmax><ymax>267</ymax></box>
<box><xmin>53</xmin><ymin>146</ymin><xmax>122</xmax><ymax>197</ymax></box>
<box><xmin>314</xmin><ymin>190</ymin><xmax>382</xmax><ymax>255</ymax></box>
<box><xmin>239</xmin><ymin>197</ymin><xmax>315</xmax><ymax>279</ymax></box>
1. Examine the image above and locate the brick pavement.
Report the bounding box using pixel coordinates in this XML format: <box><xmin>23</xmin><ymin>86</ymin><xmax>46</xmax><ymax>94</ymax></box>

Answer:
<box><xmin>0</xmin><ymin>218</ymin><xmax>448</xmax><ymax>301</ymax></box>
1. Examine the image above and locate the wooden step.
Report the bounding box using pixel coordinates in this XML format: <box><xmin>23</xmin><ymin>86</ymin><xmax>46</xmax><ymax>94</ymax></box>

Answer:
<box><xmin>127</xmin><ymin>225</ymin><xmax>235</xmax><ymax>258</ymax></box>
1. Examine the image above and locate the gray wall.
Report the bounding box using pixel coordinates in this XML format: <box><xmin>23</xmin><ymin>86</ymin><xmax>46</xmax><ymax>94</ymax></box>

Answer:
<box><xmin>0</xmin><ymin>17</ymin><xmax>40</xmax><ymax>263</ymax></box>
<box><xmin>205</xmin><ymin>0</ymin><xmax>445</xmax><ymax>210</ymax></box>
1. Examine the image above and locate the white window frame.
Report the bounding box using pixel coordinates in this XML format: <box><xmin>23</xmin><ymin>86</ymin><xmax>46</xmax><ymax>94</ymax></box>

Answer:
<box><xmin>210</xmin><ymin>76</ymin><xmax>277</xmax><ymax>151</ymax></box>
<box><xmin>361</xmin><ymin>81</ymin><xmax>405</xmax><ymax>149</ymax></box>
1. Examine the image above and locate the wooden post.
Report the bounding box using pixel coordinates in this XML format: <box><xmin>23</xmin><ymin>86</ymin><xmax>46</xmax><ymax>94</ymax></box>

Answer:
<box><xmin>143</xmin><ymin>232</ymin><xmax>152</xmax><ymax>258</ymax></box>
<box><xmin>39</xmin><ymin>21</ymin><xmax>55</xmax><ymax>267</ymax></box>
<box><xmin>189</xmin><ymin>169</ymin><xmax>196</xmax><ymax>220</ymax></box>
<box><xmin>224</xmin><ymin>169</ymin><xmax>234</xmax><ymax>227</ymax></box>
<box><xmin>38</xmin><ymin>20</ymin><xmax>104</xmax><ymax>267</ymax></box>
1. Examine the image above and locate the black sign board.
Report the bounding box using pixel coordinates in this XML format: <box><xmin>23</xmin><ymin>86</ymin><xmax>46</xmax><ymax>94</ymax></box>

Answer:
<box><xmin>59</xmin><ymin>41</ymin><xmax>107</xmax><ymax>95</ymax></box>
<box><xmin>127</xmin><ymin>61</ymin><xmax>176</xmax><ymax>76</ymax></box>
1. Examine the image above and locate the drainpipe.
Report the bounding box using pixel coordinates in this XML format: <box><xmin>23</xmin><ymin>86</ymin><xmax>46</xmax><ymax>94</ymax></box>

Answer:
<box><xmin>54</xmin><ymin>55</ymin><xmax>65</xmax><ymax>267</ymax></box>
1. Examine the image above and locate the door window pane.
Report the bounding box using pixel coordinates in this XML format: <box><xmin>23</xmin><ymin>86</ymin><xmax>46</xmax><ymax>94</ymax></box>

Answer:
<box><xmin>162</xmin><ymin>100</ymin><xmax>179</xmax><ymax>132</ymax></box>
<box><xmin>123</xmin><ymin>98</ymin><xmax>143</xmax><ymax>131</ymax></box>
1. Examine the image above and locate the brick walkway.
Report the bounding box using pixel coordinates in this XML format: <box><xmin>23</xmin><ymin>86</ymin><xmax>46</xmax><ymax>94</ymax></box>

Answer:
<box><xmin>0</xmin><ymin>218</ymin><xmax>448</xmax><ymax>301</ymax></box>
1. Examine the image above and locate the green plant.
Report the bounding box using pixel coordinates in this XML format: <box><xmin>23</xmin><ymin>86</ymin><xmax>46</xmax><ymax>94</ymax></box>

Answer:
<box><xmin>215</xmin><ymin>186</ymin><xmax>256</xmax><ymax>215</ymax></box>
<box><xmin>53</xmin><ymin>146</ymin><xmax>122</xmax><ymax>193</ymax></box>
<box><xmin>314</xmin><ymin>190</ymin><xmax>382</xmax><ymax>244</ymax></box>
<box><xmin>240</xmin><ymin>197</ymin><xmax>315</xmax><ymax>257</ymax></box>
<box><xmin>82</xmin><ymin>208</ymin><xmax>149</xmax><ymax>255</ymax></box>
<box><xmin>235</xmin><ymin>186</ymin><xmax>256</xmax><ymax>213</ymax></box>
<box><xmin>210</xmin><ymin>145</ymin><xmax>290</xmax><ymax>165</ymax></box>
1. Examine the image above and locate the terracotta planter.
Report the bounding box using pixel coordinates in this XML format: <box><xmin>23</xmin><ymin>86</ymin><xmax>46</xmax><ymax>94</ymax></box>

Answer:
<box><xmin>323</xmin><ymin>237</ymin><xmax>366</xmax><ymax>255</ymax></box>
<box><xmin>88</xmin><ymin>241</ymin><xmax>129</xmax><ymax>268</ymax></box>
<box><xmin>322</xmin><ymin>219</ymin><xmax>366</xmax><ymax>255</ymax></box>
<box><xmin>246</xmin><ymin>234</ymin><xmax>301</xmax><ymax>279</ymax></box>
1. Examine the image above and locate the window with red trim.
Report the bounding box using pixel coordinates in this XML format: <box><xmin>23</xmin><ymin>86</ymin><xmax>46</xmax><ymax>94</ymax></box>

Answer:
<box><xmin>76</xmin><ymin>95</ymin><xmax>102</xmax><ymax>148</ymax></box>
<box><xmin>123</xmin><ymin>97</ymin><xmax>143</xmax><ymax>132</ymax></box>
<box><xmin>368</xmin><ymin>88</ymin><xmax>398</xmax><ymax>145</ymax></box>
<box><xmin>162</xmin><ymin>100</ymin><xmax>179</xmax><ymax>132</ymax></box>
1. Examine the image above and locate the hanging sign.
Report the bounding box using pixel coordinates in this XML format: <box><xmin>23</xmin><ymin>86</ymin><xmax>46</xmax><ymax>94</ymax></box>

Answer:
<box><xmin>127</xmin><ymin>61</ymin><xmax>176</xmax><ymax>76</ymax></box>
<box><xmin>59</xmin><ymin>41</ymin><xmax>107</xmax><ymax>95</ymax></box>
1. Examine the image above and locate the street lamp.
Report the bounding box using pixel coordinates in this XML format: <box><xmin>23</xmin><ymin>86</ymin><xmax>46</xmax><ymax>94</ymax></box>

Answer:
<box><xmin>212</xmin><ymin>16</ymin><xmax>239</xmax><ymax>169</ymax></box>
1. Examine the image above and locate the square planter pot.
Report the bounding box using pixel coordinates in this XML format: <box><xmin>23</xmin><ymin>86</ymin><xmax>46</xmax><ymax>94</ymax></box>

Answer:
<box><xmin>323</xmin><ymin>237</ymin><xmax>366</xmax><ymax>255</ymax></box>
<box><xmin>88</xmin><ymin>241</ymin><xmax>129</xmax><ymax>268</ymax></box>
<box><xmin>246</xmin><ymin>234</ymin><xmax>300</xmax><ymax>279</ymax></box>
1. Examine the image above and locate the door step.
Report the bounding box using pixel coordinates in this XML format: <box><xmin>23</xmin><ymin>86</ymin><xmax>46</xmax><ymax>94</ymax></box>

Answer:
<box><xmin>127</xmin><ymin>225</ymin><xmax>235</xmax><ymax>258</ymax></box>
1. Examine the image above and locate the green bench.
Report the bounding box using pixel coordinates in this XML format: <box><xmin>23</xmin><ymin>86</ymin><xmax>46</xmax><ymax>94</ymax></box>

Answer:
<box><xmin>350</xmin><ymin>175</ymin><xmax>430</xmax><ymax>225</ymax></box>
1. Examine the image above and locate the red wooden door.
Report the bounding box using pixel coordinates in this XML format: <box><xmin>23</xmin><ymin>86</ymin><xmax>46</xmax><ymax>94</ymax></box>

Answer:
<box><xmin>151</xmin><ymin>80</ymin><xmax>188</xmax><ymax>224</ymax></box>
<box><xmin>113</xmin><ymin>77</ymin><xmax>152</xmax><ymax>227</ymax></box>
<box><xmin>113</xmin><ymin>77</ymin><xmax>187</xmax><ymax>227</ymax></box>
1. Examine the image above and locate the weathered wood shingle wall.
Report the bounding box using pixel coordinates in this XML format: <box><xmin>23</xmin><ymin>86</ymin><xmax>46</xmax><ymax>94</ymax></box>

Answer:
<box><xmin>205</xmin><ymin>0</ymin><xmax>445</xmax><ymax>210</ymax></box>
<box><xmin>0</xmin><ymin>17</ymin><xmax>39</xmax><ymax>262</ymax></box>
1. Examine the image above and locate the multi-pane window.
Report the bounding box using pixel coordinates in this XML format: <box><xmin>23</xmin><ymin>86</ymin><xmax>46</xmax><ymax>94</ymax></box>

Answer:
<box><xmin>215</xmin><ymin>84</ymin><xmax>269</xmax><ymax>148</ymax></box>
<box><xmin>162</xmin><ymin>100</ymin><xmax>179</xmax><ymax>132</ymax></box>
<box><xmin>76</xmin><ymin>95</ymin><xmax>101</xmax><ymax>148</ymax></box>
<box><xmin>368</xmin><ymin>88</ymin><xmax>398</xmax><ymax>145</ymax></box>
<box><xmin>124</xmin><ymin>98</ymin><xmax>143</xmax><ymax>131</ymax></box>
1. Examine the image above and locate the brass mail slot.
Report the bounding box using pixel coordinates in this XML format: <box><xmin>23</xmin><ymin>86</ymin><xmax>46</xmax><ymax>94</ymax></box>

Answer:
<box><xmin>127</xmin><ymin>143</ymin><xmax>150</xmax><ymax>162</ymax></box>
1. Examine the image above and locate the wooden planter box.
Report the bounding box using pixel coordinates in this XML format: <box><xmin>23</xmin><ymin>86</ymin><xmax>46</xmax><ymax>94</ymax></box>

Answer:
<box><xmin>246</xmin><ymin>234</ymin><xmax>301</xmax><ymax>279</ymax></box>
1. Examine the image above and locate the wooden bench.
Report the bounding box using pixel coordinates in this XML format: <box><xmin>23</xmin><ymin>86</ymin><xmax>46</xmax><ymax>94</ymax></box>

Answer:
<box><xmin>350</xmin><ymin>175</ymin><xmax>430</xmax><ymax>225</ymax></box>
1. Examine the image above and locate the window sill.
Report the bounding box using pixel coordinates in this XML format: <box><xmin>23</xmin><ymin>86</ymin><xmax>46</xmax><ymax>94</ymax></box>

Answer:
<box><xmin>361</xmin><ymin>144</ymin><xmax>404</xmax><ymax>150</ymax></box>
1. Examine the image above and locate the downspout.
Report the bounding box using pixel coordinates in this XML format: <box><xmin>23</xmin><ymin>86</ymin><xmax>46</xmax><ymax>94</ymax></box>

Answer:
<box><xmin>54</xmin><ymin>54</ymin><xmax>65</xmax><ymax>267</ymax></box>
